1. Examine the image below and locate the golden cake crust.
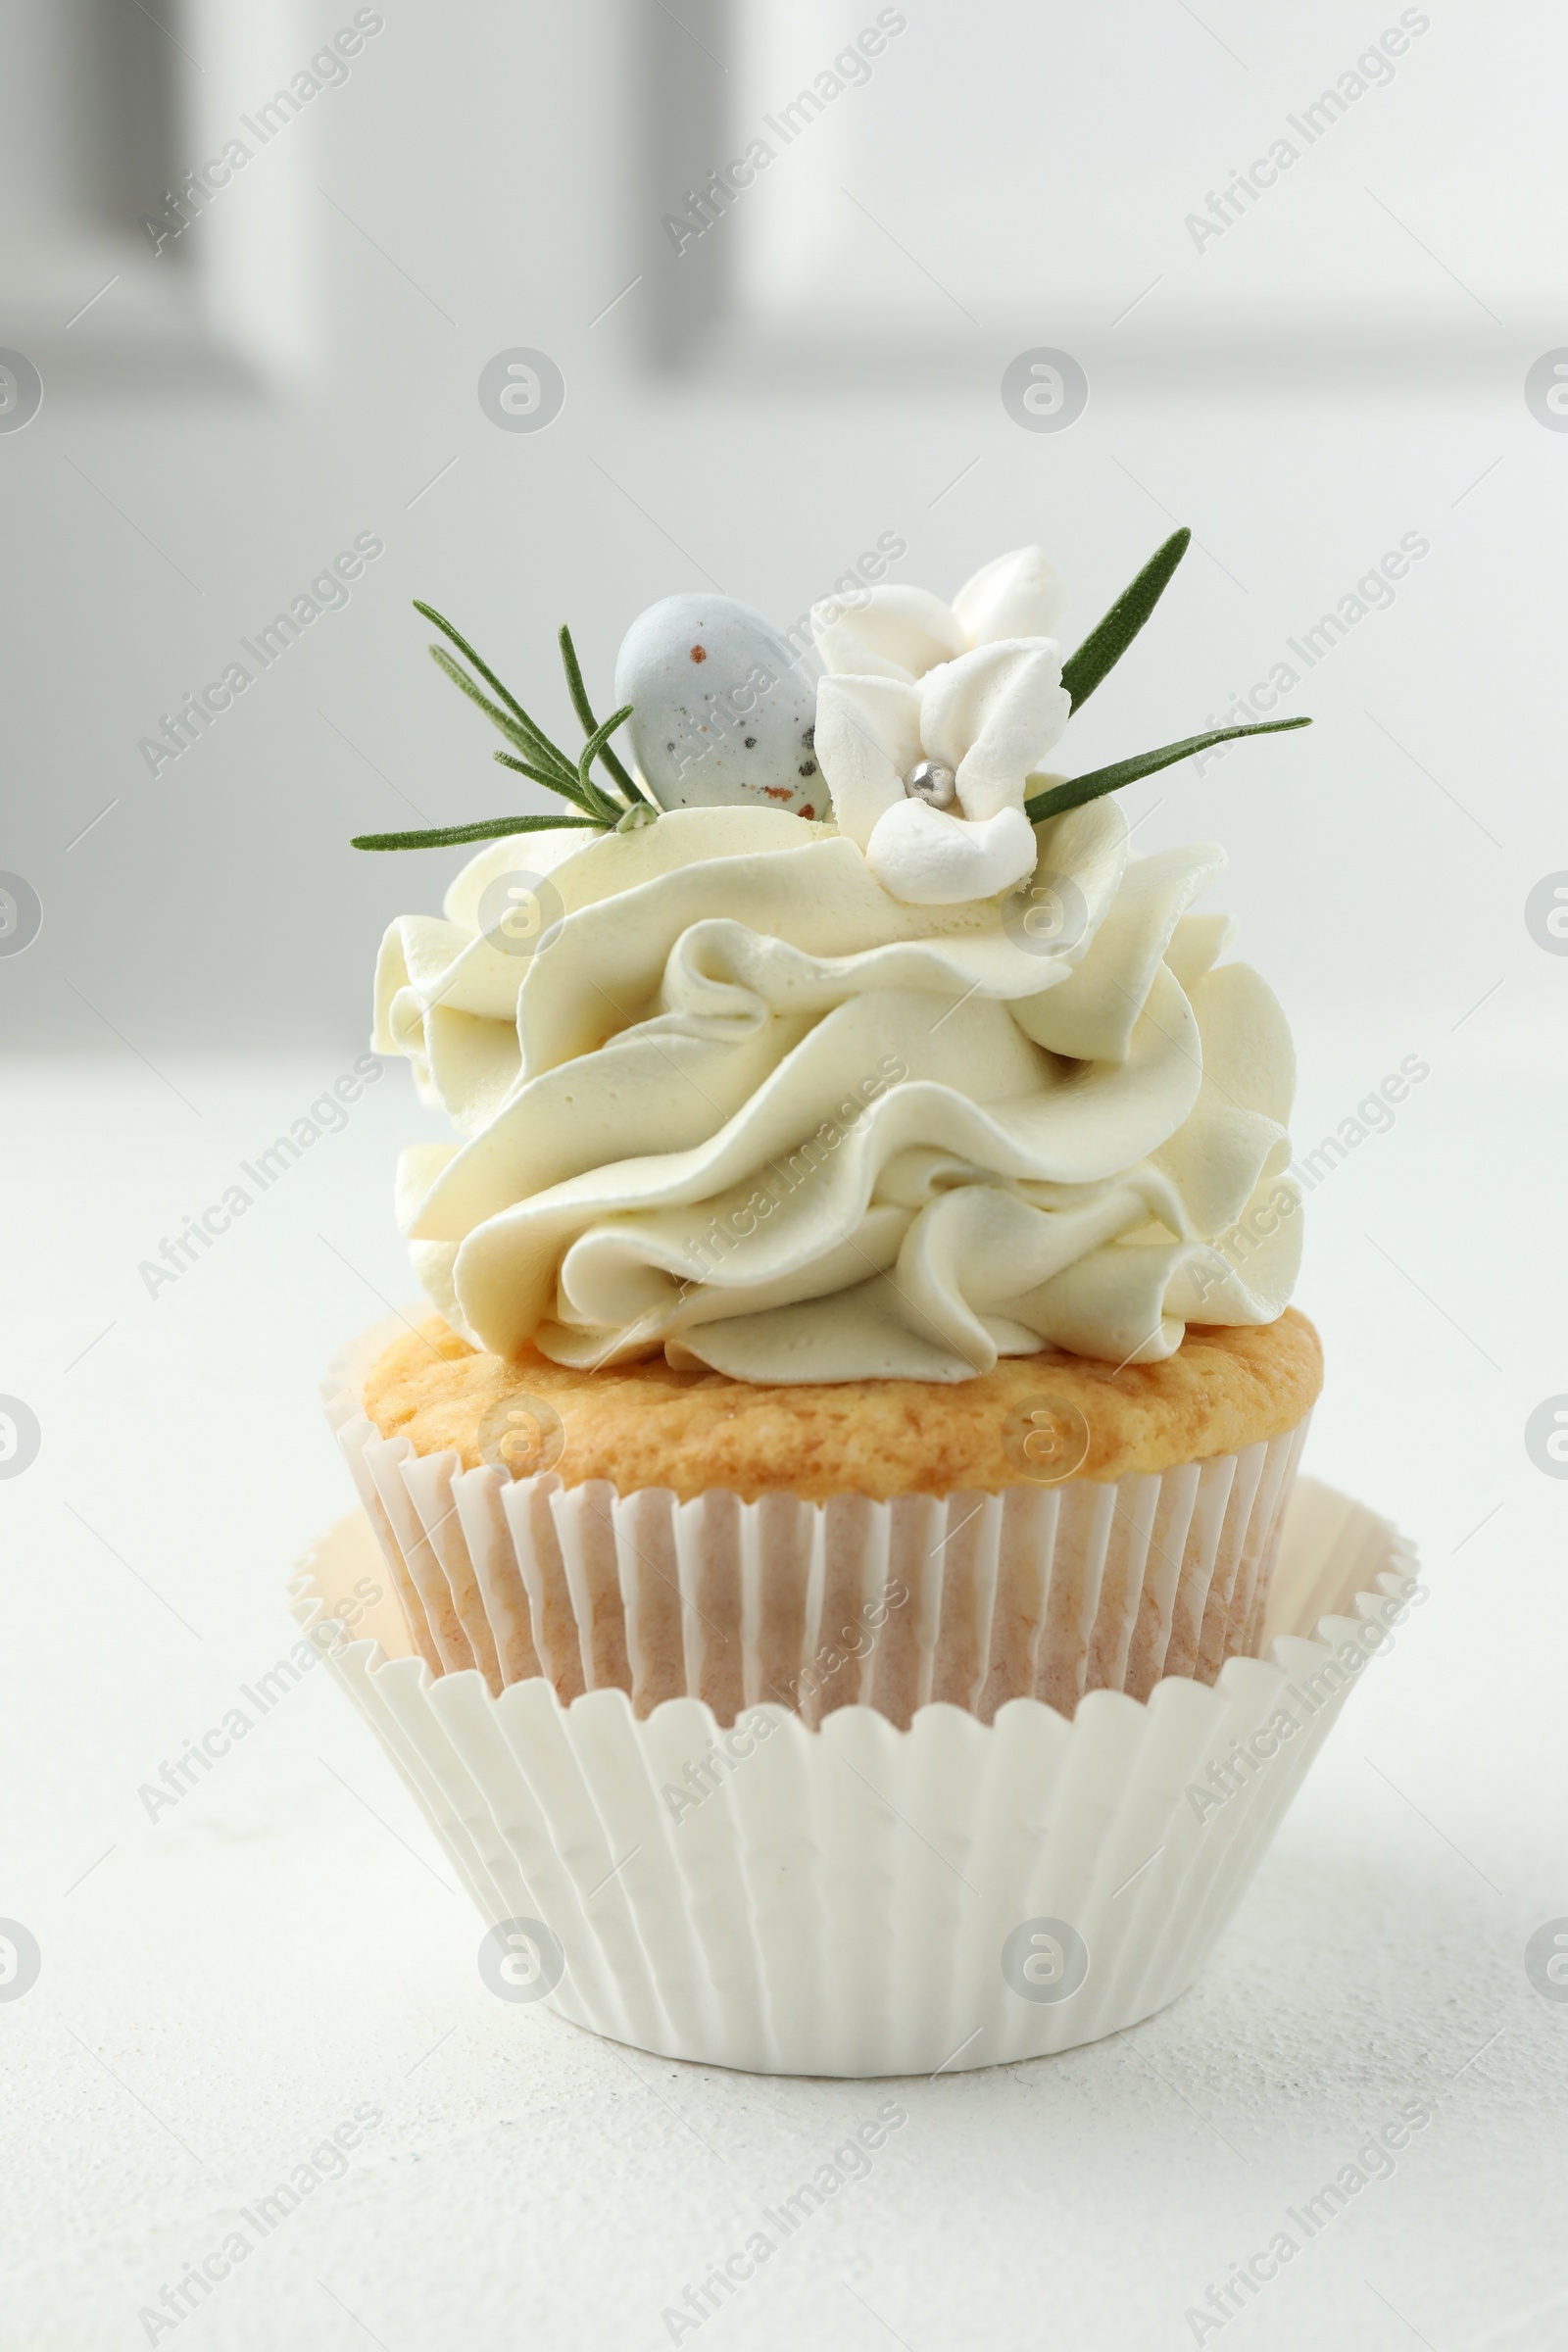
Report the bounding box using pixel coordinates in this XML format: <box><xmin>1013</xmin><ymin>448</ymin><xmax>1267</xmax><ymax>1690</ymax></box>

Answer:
<box><xmin>359</xmin><ymin>1308</ymin><xmax>1322</xmax><ymax>1503</ymax></box>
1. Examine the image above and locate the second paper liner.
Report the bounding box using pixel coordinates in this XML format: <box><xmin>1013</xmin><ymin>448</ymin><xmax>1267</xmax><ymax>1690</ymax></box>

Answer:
<box><xmin>292</xmin><ymin>1484</ymin><xmax>1418</xmax><ymax>2075</ymax></box>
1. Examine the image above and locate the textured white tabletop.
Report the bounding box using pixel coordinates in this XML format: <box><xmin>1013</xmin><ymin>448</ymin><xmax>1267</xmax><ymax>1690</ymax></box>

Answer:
<box><xmin>4</xmin><ymin>1046</ymin><xmax>1564</xmax><ymax>2351</ymax></box>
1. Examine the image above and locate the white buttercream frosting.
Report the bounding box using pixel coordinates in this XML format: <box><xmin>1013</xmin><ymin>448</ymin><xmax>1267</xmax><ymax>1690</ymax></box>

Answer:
<box><xmin>373</xmin><ymin>801</ymin><xmax>1301</xmax><ymax>1383</ymax></box>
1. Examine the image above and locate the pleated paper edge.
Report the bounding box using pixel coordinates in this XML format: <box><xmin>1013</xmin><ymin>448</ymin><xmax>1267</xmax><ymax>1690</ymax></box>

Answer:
<box><xmin>289</xmin><ymin>1476</ymin><xmax>1421</xmax><ymax>2077</ymax></box>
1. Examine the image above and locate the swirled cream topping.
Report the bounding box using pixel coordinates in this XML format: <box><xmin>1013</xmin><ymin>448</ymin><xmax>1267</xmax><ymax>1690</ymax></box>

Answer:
<box><xmin>372</xmin><ymin>801</ymin><xmax>1301</xmax><ymax>1382</ymax></box>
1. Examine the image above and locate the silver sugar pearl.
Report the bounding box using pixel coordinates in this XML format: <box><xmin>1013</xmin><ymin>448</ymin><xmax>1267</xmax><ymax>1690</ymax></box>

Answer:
<box><xmin>906</xmin><ymin>760</ymin><xmax>956</xmax><ymax>808</ymax></box>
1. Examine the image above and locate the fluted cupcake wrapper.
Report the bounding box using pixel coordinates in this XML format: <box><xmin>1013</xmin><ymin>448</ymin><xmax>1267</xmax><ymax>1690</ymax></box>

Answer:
<box><xmin>323</xmin><ymin>1311</ymin><xmax>1312</xmax><ymax>1728</ymax></box>
<box><xmin>290</xmin><ymin>1481</ymin><xmax>1418</xmax><ymax>2075</ymax></box>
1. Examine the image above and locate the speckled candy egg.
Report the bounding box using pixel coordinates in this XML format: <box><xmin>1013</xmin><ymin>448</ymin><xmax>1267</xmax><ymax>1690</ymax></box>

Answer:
<box><xmin>613</xmin><ymin>593</ymin><xmax>824</xmax><ymax>817</ymax></box>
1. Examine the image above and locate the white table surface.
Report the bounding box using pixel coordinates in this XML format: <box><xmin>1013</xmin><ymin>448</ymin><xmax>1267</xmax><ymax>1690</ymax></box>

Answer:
<box><xmin>5</xmin><ymin>1044</ymin><xmax>1566</xmax><ymax>2351</ymax></box>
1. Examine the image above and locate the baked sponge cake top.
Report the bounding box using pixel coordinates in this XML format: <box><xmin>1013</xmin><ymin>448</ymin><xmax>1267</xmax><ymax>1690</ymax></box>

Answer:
<box><xmin>362</xmin><ymin>1306</ymin><xmax>1321</xmax><ymax>1502</ymax></box>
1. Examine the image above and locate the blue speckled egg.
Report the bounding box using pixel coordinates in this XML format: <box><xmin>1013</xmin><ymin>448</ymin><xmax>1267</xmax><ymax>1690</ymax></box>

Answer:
<box><xmin>613</xmin><ymin>593</ymin><xmax>824</xmax><ymax>817</ymax></box>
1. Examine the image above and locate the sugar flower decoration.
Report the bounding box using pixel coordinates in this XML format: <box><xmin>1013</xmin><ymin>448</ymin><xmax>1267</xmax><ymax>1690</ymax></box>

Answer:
<box><xmin>812</xmin><ymin>548</ymin><xmax>1070</xmax><ymax>906</ymax></box>
<box><xmin>815</xmin><ymin>638</ymin><xmax>1069</xmax><ymax>906</ymax></box>
<box><xmin>810</xmin><ymin>546</ymin><xmax>1068</xmax><ymax>683</ymax></box>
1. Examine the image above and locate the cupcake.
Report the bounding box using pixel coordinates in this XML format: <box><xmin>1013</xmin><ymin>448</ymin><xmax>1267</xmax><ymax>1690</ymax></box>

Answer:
<box><xmin>303</xmin><ymin>535</ymin><xmax>1412</xmax><ymax>2073</ymax></box>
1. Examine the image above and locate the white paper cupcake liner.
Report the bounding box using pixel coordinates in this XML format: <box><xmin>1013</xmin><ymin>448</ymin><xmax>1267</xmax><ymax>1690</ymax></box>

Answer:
<box><xmin>290</xmin><ymin>1478</ymin><xmax>1418</xmax><ymax>2076</ymax></box>
<box><xmin>323</xmin><ymin>1310</ymin><xmax>1313</xmax><ymax>1727</ymax></box>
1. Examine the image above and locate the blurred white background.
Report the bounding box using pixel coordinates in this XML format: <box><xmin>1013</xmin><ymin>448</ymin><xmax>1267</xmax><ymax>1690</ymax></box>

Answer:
<box><xmin>3</xmin><ymin>0</ymin><xmax>1564</xmax><ymax>1054</ymax></box>
<box><xmin>4</xmin><ymin>3</ymin><xmax>1567</xmax><ymax>2347</ymax></box>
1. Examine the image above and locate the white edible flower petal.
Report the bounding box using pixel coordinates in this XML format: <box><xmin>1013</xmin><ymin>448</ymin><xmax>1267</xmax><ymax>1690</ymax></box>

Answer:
<box><xmin>810</xmin><ymin>585</ymin><xmax>967</xmax><ymax>682</ymax></box>
<box><xmin>919</xmin><ymin>639</ymin><xmax>1070</xmax><ymax>821</ymax></box>
<box><xmin>951</xmin><ymin>545</ymin><xmax>1068</xmax><ymax>646</ymax></box>
<box><xmin>864</xmin><ymin>799</ymin><xmax>1039</xmax><ymax>906</ymax></box>
<box><xmin>814</xmin><ymin>673</ymin><xmax>924</xmax><ymax>848</ymax></box>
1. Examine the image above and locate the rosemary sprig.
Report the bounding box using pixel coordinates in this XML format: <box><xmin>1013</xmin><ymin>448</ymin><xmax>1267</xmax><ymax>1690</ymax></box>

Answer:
<box><xmin>1060</xmin><ymin>527</ymin><xmax>1190</xmax><ymax>710</ymax></box>
<box><xmin>578</xmin><ymin>704</ymin><xmax>637</xmax><ymax>802</ymax></box>
<box><xmin>426</xmin><ymin>646</ymin><xmax>604</xmax><ymax>816</ymax></box>
<box><xmin>559</xmin><ymin>624</ymin><xmax>650</xmax><ymax>804</ymax></box>
<box><xmin>351</xmin><ymin>813</ymin><xmax>592</xmax><ymax>851</ymax></box>
<box><xmin>491</xmin><ymin>748</ymin><xmax>592</xmax><ymax>795</ymax></box>
<box><xmin>415</xmin><ymin>601</ymin><xmax>579</xmax><ymax>784</ymax></box>
<box><xmin>352</xmin><ymin>603</ymin><xmax>646</xmax><ymax>850</ymax></box>
<box><xmin>1024</xmin><ymin>715</ymin><xmax>1310</xmax><ymax>825</ymax></box>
